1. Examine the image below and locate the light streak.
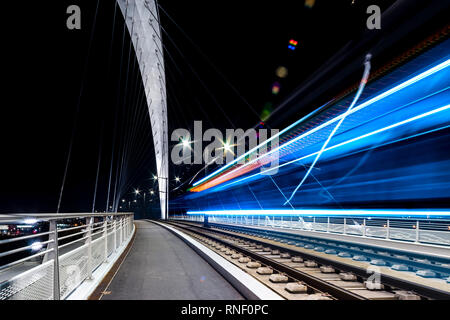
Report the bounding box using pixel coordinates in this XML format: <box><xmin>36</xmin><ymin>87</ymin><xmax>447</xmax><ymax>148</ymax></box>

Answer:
<box><xmin>284</xmin><ymin>54</ymin><xmax>371</xmax><ymax>205</ymax></box>
<box><xmin>192</xmin><ymin>100</ymin><xmax>333</xmax><ymax>186</ymax></box>
<box><xmin>221</xmin><ymin>104</ymin><xmax>450</xmax><ymax>189</ymax></box>
<box><xmin>187</xmin><ymin>209</ymin><xmax>450</xmax><ymax>218</ymax></box>
<box><xmin>192</xmin><ymin>59</ymin><xmax>450</xmax><ymax>190</ymax></box>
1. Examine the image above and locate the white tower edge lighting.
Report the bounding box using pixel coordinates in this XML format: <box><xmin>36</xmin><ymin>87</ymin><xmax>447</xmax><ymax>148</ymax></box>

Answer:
<box><xmin>118</xmin><ymin>0</ymin><xmax>169</xmax><ymax>219</ymax></box>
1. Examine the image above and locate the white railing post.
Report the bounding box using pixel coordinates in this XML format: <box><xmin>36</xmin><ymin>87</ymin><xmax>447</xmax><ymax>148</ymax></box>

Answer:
<box><xmin>416</xmin><ymin>221</ymin><xmax>420</xmax><ymax>243</ymax></box>
<box><xmin>386</xmin><ymin>220</ymin><xmax>390</xmax><ymax>239</ymax></box>
<box><xmin>363</xmin><ymin>219</ymin><xmax>366</xmax><ymax>237</ymax></box>
<box><xmin>124</xmin><ymin>216</ymin><xmax>128</xmax><ymax>239</ymax></box>
<box><xmin>49</xmin><ymin>220</ymin><xmax>60</xmax><ymax>300</ymax></box>
<box><xmin>86</xmin><ymin>217</ymin><xmax>93</xmax><ymax>280</ymax></box>
<box><xmin>103</xmin><ymin>217</ymin><xmax>108</xmax><ymax>262</ymax></box>
<box><xmin>114</xmin><ymin>218</ymin><xmax>117</xmax><ymax>251</ymax></box>
<box><xmin>126</xmin><ymin>216</ymin><xmax>129</xmax><ymax>238</ymax></box>
<box><xmin>122</xmin><ymin>216</ymin><xmax>125</xmax><ymax>241</ymax></box>
<box><xmin>327</xmin><ymin>217</ymin><xmax>330</xmax><ymax>233</ymax></box>
<box><xmin>120</xmin><ymin>216</ymin><xmax>123</xmax><ymax>245</ymax></box>
<box><xmin>343</xmin><ymin>218</ymin><xmax>347</xmax><ymax>234</ymax></box>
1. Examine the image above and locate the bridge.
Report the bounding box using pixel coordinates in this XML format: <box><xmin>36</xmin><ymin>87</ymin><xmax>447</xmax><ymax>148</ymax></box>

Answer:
<box><xmin>1</xmin><ymin>0</ymin><xmax>450</xmax><ymax>302</ymax></box>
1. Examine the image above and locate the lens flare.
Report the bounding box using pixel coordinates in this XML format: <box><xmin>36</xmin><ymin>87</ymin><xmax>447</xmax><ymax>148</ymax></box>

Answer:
<box><xmin>305</xmin><ymin>0</ymin><xmax>316</xmax><ymax>8</ymax></box>
<box><xmin>276</xmin><ymin>66</ymin><xmax>289</xmax><ymax>78</ymax></box>
<box><xmin>272</xmin><ymin>83</ymin><xmax>281</xmax><ymax>95</ymax></box>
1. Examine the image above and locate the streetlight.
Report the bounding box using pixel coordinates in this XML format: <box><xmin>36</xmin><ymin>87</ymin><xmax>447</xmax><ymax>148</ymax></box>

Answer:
<box><xmin>180</xmin><ymin>137</ymin><xmax>191</xmax><ymax>149</ymax></box>
<box><xmin>24</xmin><ymin>219</ymin><xmax>37</xmax><ymax>225</ymax></box>
<box><xmin>175</xmin><ymin>177</ymin><xmax>181</xmax><ymax>183</ymax></box>
<box><xmin>223</xmin><ymin>141</ymin><xmax>232</xmax><ymax>153</ymax></box>
<box><xmin>222</xmin><ymin>140</ymin><xmax>235</xmax><ymax>155</ymax></box>
<box><xmin>31</xmin><ymin>242</ymin><xmax>43</xmax><ymax>251</ymax></box>
<box><xmin>134</xmin><ymin>189</ymin><xmax>141</xmax><ymax>196</ymax></box>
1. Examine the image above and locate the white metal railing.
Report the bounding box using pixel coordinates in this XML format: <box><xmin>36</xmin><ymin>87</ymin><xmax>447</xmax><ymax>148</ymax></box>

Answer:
<box><xmin>0</xmin><ymin>213</ymin><xmax>134</xmax><ymax>300</ymax></box>
<box><xmin>171</xmin><ymin>214</ymin><xmax>450</xmax><ymax>247</ymax></box>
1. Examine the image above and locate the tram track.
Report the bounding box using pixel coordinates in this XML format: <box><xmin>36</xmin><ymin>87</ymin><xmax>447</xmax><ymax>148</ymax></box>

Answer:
<box><xmin>161</xmin><ymin>220</ymin><xmax>450</xmax><ymax>300</ymax></box>
<box><xmin>161</xmin><ymin>221</ymin><xmax>410</xmax><ymax>300</ymax></box>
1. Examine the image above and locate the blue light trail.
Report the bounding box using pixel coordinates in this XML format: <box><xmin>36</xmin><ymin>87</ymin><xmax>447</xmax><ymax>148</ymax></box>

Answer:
<box><xmin>187</xmin><ymin>209</ymin><xmax>450</xmax><ymax>219</ymax></box>
<box><xmin>193</xmin><ymin>58</ymin><xmax>450</xmax><ymax>189</ymax></box>
<box><xmin>221</xmin><ymin>104</ymin><xmax>450</xmax><ymax>189</ymax></box>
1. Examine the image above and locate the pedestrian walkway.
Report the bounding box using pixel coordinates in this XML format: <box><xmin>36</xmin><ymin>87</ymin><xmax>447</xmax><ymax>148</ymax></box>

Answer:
<box><xmin>101</xmin><ymin>220</ymin><xmax>243</xmax><ymax>300</ymax></box>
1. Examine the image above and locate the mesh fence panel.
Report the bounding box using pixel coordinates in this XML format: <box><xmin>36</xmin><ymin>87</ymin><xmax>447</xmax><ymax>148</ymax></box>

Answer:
<box><xmin>0</xmin><ymin>261</ymin><xmax>54</xmax><ymax>300</ymax></box>
<box><xmin>389</xmin><ymin>228</ymin><xmax>416</xmax><ymax>242</ymax></box>
<box><xmin>329</xmin><ymin>224</ymin><xmax>345</xmax><ymax>233</ymax></box>
<box><xmin>313</xmin><ymin>223</ymin><xmax>328</xmax><ymax>232</ymax></box>
<box><xmin>59</xmin><ymin>244</ymin><xmax>89</xmax><ymax>299</ymax></box>
<box><xmin>420</xmin><ymin>230</ymin><xmax>450</xmax><ymax>245</ymax></box>
<box><xmin>107</xmin><ymin>231</ymin><xmax>114</xmax><ymax>257</ymax></box>
<box><xmin>91</xmin><ymin>237</ymin><xmax>105</xmax><ymax>271</ymax></box>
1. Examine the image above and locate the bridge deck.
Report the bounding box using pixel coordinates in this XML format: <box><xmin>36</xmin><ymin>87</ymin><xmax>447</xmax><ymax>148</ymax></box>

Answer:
<box><xmin>100</xmin><ymin>220</ymin><xmax>243</xmax><ymax>300</ymax></box>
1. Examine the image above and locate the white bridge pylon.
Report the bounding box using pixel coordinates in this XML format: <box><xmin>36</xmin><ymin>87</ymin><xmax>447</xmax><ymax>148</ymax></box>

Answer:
<box><xmin>118</xmin><ymin>0</ymin><xmax>168</xmax><ymax>219</ymax></box>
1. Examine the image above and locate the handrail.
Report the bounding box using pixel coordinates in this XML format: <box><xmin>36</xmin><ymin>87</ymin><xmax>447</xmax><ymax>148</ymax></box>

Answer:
<box><xmin>0</xmin><ymin>231</ymin><xmax>53</xmax><ymax>245</ymax></box>
<box><xmin>0</xmin><ymin>212</ymin><xmax>133</xmax><ymax>221</ymax></box>
<box><xmin>0</xmin><ymin>249</ymin><xmax>54</xmax><ymax>272</ymax></box>
<box><xmin>172</xmin><ymin>214</ymin><xmax>450</xmax><ymax>247</ymax></box>
<box><xmin>0</xmin><ymin>239</ymin><xmax>54</xmax><ymax>258</ymax></box>
<box><xmin>0</xmin><ymin>212</ymin><xmax>134</xmax><ymax>300</ymax></box>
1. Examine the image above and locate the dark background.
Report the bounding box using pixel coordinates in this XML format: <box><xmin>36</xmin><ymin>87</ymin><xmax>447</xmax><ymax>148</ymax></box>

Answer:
<box><xmin>0</xmin><ymin>0</ymin><xmax>447</xmax><ymax>217</ymax></box>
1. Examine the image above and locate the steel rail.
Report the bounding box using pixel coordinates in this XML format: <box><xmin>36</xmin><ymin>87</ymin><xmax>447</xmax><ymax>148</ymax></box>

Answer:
<box><xmin>0</xmin><ymin>249</ymin><xmax>54</xmax><ymax>272</ymax></box>
<box><xmin>0</xmin><ymin>239</ymin><xmax>54</xmax><ymax>258</ymax></box>
<box><xmin>0</xmin><ymin>231</ymin><xmax>53</xmax><ymax>245</ymax></box>
<box><xmin>170</xmin><ymin>220</ymin><xmax>450</xmax><ymax>300</ymax></box>
<box><xmin>165</xmin><ymin>221</ymin><xmax>367</xmax><ymax>300</ymax></box>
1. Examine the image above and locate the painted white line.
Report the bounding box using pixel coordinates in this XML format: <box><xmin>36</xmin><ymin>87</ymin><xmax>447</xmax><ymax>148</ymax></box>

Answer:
<box><xmin>153</xmin><ymin>221</ymin><xmax>284</xmax><ymax>300</ymax></box>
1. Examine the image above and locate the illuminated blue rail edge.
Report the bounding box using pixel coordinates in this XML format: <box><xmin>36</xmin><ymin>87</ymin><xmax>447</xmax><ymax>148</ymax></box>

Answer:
<box><xmin>187</xmin><ymin>209</ymin><xmax>450</xmax><ymax>219</ymax></box>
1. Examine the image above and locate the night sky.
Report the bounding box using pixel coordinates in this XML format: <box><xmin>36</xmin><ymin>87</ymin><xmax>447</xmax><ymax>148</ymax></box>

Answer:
<box><xmin>1</xmin><ymin>1</ymin><xmax>447</xmax><ymax>217</ymax></box>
